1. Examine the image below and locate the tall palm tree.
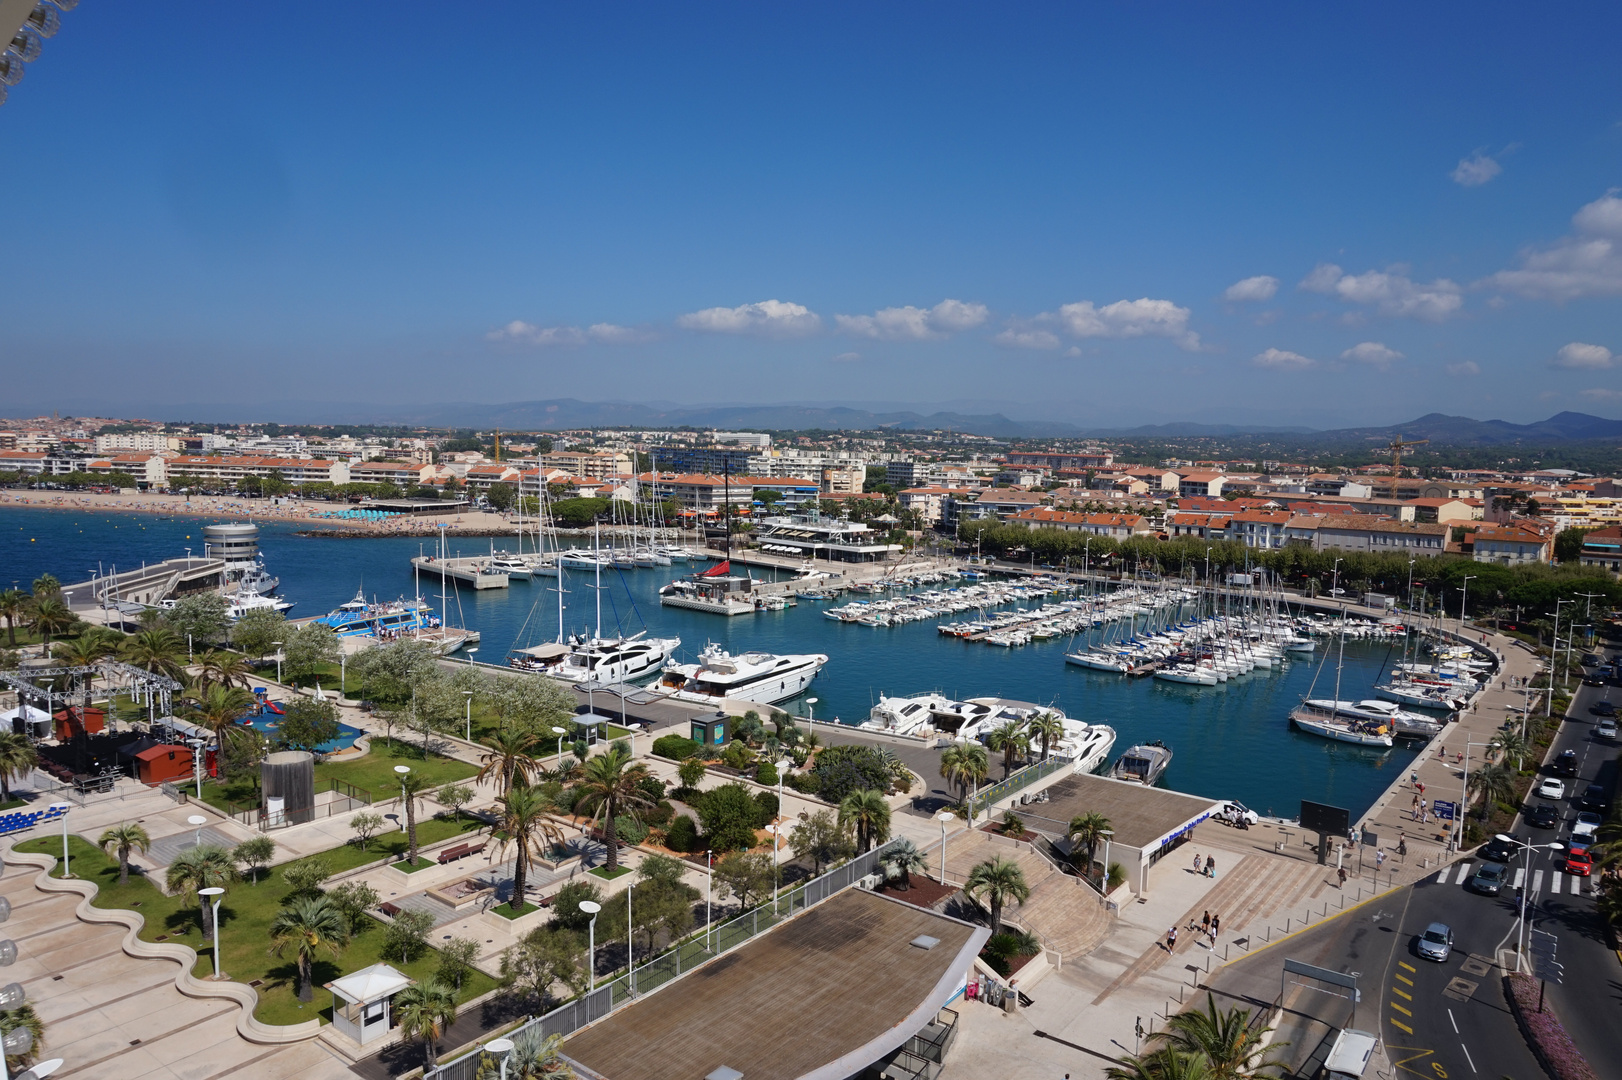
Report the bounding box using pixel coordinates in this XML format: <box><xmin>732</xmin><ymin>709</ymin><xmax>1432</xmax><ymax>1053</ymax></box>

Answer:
<box><xmin>165</xmin><ymin>844</ymin><xmax>236</xmax><ymax>933</ymax></box>
<box><xmin>573</xmin><ymin>744</ymin><xmax>655</xmax><ymax>872</ymax></box>
<box><xmin>30</xmin><ymin>575</ymin><xmax>59</xmax><ymax>598</ymax></box>
<box><xmin>964</xmin><ymin>856</ymin><xmax>1031</xmax><ymax>933</ymax></box>
<box><xmin>1467</xmin><ymin>763</ymin><xmax>1516</xmax><ymax>821</ymax></box>
<box><xmin>477</xmin><ymin>727</ymin><xmax>541</xmax><ymax>795</ymax></box>
<box><xmin>0</xmin><ymin>734</ymin><xmax>38</xmax><ymax>801</ymax></box>
<box><xmin>1489</xmin><ymin>728</ymin><xmax>1532</xmax><ymax>771</ymax></box>
<box><xmin>986</xmin><ymin>719</ymin><xmax>1030</xmax><ymax>778</ymax></box>
<box><xmin>0</xmin><ymin>590</ymin><xmax>25</xmax><ymax>648</ymax></box>
<box><xmin>1067</xmin><ymin>812</ymin><xmax>1113</xmax><ymax>877</ymax></box>
<box><xmin>1154</xmin><ymin>993</ymin><xmax>1283</xmax><ymax>1079</ymax></box>
<box><xmin>196</xmin><ymin>648</ymin><xmax>254</xmax><ymax>691</ymax></box>
<box><xmin>268</xmin><ymin>894</ymin><xmax>350</xmax><ymax>1001</ymax></box>
<box><xmin>490</xmin><ymin>785</ymin><xmax>567</xmax><ymax>914</ymax></box>
<box><xmin>53</xmin><ymin>630</ymin><xmax>115</xmax><ymax>667</ymax></box>
<box><xmin>1027</xmin><ymin>712</ymin><xmax>1066</xmax><ymax>761</ymax></box>
<box><xmin>27</xmin><ymin>597</ymin><xmax>77</xmax><ymax>648</ymax></box>
<box><xmin>121</xmin><ymin>628</ymin><xmax>187</xmax><ymax>682</ymax></box>
<box><xmin>185</xmin><ymin>683</ymin><xmax>257</xmax><ymax>764</ymax></box>
<box><xmin>939</xmin><ymin>742</ymin><xmax>990</xmax><ymax>805</ymax></box>
<box><xmin>400</xmin><ymin>771</ymin><xmax>437</xmax><ymax>865</ymax></box>
<box><xmin>98</xmin><ymin>823</ymin><xmax>152</xmax><ymax>885</ymax></box>
<box><xmin>881</xmin><ymin>838</ymin><xmax>930</xmax><ymax>890</ymax></box>
<box><xmin>1105</xmin><ymin>1048</ymin><xmax>1214</xmax><ymax>1080</ymax></box>
<box><xmin>393</xmin><ymin>979</ymin><xmax>458</xmax><ymax>1070</ymax></box>
<box><xmin>838</xmin><ymin>789</ymin><xmax>892</xmax><ymax>854</ymax></box>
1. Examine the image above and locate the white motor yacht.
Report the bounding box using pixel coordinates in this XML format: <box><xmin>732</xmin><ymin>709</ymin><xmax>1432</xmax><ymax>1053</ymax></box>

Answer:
<box><xmin>862</xmin><ymin>693</ymin><xmax>993</xmax><ymax>737</ymax></box>
<box><xmin>551</xmin><ymin>634</ymin><xmax>681</xmax><ymax>684</ymax></box>
<box><xmin>558</xmin><ymin>549</ymin><xmax>611</xmax><ymax>570</ymax></box>
<box><xmin>1110</xmin><ymin>741</ymin><xmax>1173</xmax><ymax>785</ymax></box>
<box><xmin>657</xmin><ymin>644</ymin><xmax>828</xmax><ymax>705</ymax></box>
<box><xmin>487</xmin><ymin>554</ymin><xmax>532</xmax><ymax>580</ymax></box>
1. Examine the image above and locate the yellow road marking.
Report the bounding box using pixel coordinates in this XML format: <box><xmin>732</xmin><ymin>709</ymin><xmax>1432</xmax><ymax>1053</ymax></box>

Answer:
<box><xmin>1392</xmin><ymin>987</ymin><xmax>1413</xmax><ymax>1000</ymax></box>
<box><xmin>1390</xmin><ymin>1045</ymin><xmax>1438</xmax><ymax>1077</ymax></box>
<box><xmin>1398</xmin><ymin>961</ymin><xmax>1416</xmax><ymax>972</ymax></box>
<box><xmin>1391</xmin><ymin>1017</ymin><xmax>1414</xmax><ymax>1034</ymax></box>
<box><xmin>1391</xmin><ymin>1001</ymin><xmax>1413</xmax><ymax>1016</ymax></box>
<box><xmin>1395</xmin><ymin>974</ymin><xmax>1414</xmax><ymax>986</ymax></box>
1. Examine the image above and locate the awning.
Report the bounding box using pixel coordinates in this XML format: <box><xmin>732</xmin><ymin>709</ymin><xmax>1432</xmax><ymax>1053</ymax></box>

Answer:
<box><xmin>327</xmin><ymin>963</ymin><xmax>414</xmax><ymax>1005</ymax></box>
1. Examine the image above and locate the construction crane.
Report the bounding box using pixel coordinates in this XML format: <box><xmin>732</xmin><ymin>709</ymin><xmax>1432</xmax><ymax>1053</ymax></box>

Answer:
<box><xmin>1387</xmin><ymin>436</ymin><xmax>1429</xmax><ymax>499</ymax></box>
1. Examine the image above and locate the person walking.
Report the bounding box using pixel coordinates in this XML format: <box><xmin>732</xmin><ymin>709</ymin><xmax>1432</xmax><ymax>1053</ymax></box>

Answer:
<box><xmin>1398</xmin><ymin>835</ymin><xmax>1408</xmax><ymax>859</ymax></box>
<box><xmin>1337</xmin><ymin>865</ymin><xmax>1348</xmax><ymax>888</ymax></box>
<box><xmin>1207</xmin><ymin>855</ymin><xmax>1217</xmax><ymax>879</ymax></box>
<box><xmin>1192</xmin><ymin>852</ymin><xmax>1201</xmax><ymax>874</ymax></box>
<box><xmin>1166</xmin><ymin>926</ymin><xmax>1178</xmax><ymax>952</ymax></box>
<box><xmin>1376</xmin><ymin>848</ymin><xmax>1387</xmax><ymax>870</ymax></box>
<box><xmin>1211</xmin><ymin>914</ymin><xmax>1221</xmax><ymax>942</ymax></box>
<box><xmin>1201</xmin><ymin>910</ymin><xmax>1211</xmax><ymax>935</ymax></box>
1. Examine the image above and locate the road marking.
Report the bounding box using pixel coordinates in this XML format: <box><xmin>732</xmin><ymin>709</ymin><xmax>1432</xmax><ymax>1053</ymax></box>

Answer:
<box><xmin>1398</xmin><ymin>961</ymin><xmax>1416</xmax><ymax>972</ymax></box>
<box><xmin>1393</xmin><ymin>986</ymin><xmax>1413</xmax><ymax>1000</ymax></box>
<box><xmin>1454</xmin><ymin>862</ymin><xmax>1473</xmax><ymax>884</ymax></box>
<box><xmin>1391</xmin><ymin>1001</ymin><xmax>1413</xmax><ymax>1016</ymax></box>
<box><xmin>1395</xmin><ymin>973</ymin><xmax>1414</xmax><ymax>986</ymax></box>
<box><xmin>1532</xmin><ymin>869</ymin><xmax>1544</xmax><ymax>892</ymax></box>
<box><xmin>1391</xmin><ymin>1018</ymin><xmax>1414</xmax><ymax>1034</ymax></box>
<box><xmin>1460</xmin><ymin>1042</ymin><xmax>1477</xmax><ymax>1073</ymax></box>
<box><xmin>1513</xmin><ymin>868</ymin><xmax>1525</xmax><ymax>888</ymax></box>
<box><xmin>1447</xmin><ymin>1007</ymin><xmax>1459</xmax><ymax>1034</ymax></box>
<box><xmin>1551</xmin><ymin>872</ymin><xmax>1563</xmax><ymax>895</ymax></box>
<box><xmin>1435</xmin><ymin>867</ymin><xmax>1449</xmax><ymax>883</ymax></box>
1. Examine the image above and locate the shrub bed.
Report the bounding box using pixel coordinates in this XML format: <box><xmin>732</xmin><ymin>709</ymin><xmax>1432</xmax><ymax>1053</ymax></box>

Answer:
<box><xmin>1504</xmin><ymin>972</ymin><xmax>1598</xmax><ymax>1080</ymax></box>
<box><xmin>652</xmin><ymin>735</ymin><xmax>702</xmax><ymax>760</ymax></box>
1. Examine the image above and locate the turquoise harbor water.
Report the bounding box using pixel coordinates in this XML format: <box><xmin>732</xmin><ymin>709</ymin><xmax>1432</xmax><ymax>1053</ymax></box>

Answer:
<box><xmin>1</xmin><ymin>507</ymin><xmax>1422</xmax><ymax>818</ymax></box>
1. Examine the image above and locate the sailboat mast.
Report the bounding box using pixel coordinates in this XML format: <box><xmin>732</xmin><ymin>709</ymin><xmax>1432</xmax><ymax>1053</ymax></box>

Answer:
<box><xmin>594</xmin><ymin>520</ymin><xmax>602</xmax><ymax>641</ymax></box>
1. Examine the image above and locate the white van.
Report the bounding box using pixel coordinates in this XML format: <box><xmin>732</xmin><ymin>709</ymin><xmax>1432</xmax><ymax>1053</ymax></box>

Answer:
<box><xmin>1322</xmin><ymin>1029</ymin><xmax>1378</xmax><ymax>1080</ymax></box>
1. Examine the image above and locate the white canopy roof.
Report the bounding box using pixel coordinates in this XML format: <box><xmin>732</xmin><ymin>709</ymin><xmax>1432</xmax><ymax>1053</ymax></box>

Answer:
<box><xmin>327</xmin><ymin>963</ymin><xmax>413</xmax><ymax>1004</ymax></box>
<box><xmin>0</xmin><ymin>705</ymin><xmax>50</xmax><ymax>723</ymax></box>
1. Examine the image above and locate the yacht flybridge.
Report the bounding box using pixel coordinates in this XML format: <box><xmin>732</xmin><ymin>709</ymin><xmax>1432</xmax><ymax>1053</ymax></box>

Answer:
<box><xmin>656</xmin><ymin>644</ymin><xmax>827</xmax><ymax>705</ymax></box>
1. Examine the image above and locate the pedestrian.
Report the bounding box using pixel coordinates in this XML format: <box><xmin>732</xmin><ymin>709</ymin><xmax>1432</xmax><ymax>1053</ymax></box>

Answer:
<box><xmin>1411</xmin><ymin>770</ymin><xmax>1419</xmax><ymax>788</ymax></box>
<box><xmin>1208</xmin><ymin>855</ymin><xmax>1217</xmax><ymax>879</ymax></box>
<box><xmin>1398</xmin><ymin>836</ymin><xmax>1408</xmax><ymax>858</ymax></box>
<box><xmin>1377</xmin><ymin>848</ymin><xmax>1387</xmax><ymax>869</ymax></box>
<box><xmin>1412</xmin><ymin>794</ymin><xmax>1420</xmax><ymax>816</ymax></box>
<box><xmin>1202</xmin><ymin>910</ymin><xmax>1211</xmax><ymax>935</ymax></box>
<box><xmin>1193</xmin><ymin>852</ymin><xmax>1201</xmax><ymax>874</ymax></box>
<box><xmin>1417</xmin><ymin>782</ymin><xmax>1425</xmax><ymax>798</ymax></box>
<box><xmin>1208</xmin><ymin>923</ymin><xmax>1217</xmax><ymax>948</ymax></box>
<box><xmin>1337</xmin><ymin>866</ymin><xmax>1348</xmax><ymax>888</ymax></box>
<box><xmin>1212</xmin><ymin>914</ymin><xmax>1221</xmax><ymax>940</ymax></box>
<box><xmin>1166</xmin><ymin>926</ymin><xmax>1178</xmax><ymax>951</ymax></box>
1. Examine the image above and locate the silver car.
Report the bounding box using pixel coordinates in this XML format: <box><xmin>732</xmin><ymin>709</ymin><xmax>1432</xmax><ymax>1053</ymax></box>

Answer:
<box><xmin>1417</xmin><ymin>922</ymin><xmax>1453</xmax><ymax>962</ymax></box>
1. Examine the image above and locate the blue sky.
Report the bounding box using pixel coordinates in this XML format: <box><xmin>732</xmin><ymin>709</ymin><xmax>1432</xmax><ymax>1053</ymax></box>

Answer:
<box><xmin>3</xmin><ymin>2</ymin><xmax>1622</xmax><ymax>428</ymax></box>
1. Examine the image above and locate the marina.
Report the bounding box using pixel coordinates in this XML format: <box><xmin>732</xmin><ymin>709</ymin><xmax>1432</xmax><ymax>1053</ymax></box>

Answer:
<box><xmin>3</xmin><ymin>506</ymin><xmax>1432</xmax><ymax>820</ymax></box>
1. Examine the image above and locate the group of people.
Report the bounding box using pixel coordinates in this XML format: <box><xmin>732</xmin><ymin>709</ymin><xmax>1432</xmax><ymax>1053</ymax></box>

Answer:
<box><xmin>1190</xmin><ymin>851</ymin><xmax>1217</xmax><ymax>878</ymax></box>
<box><xmin>1166</xmin><ymin>911</ymin><xmax>1223</xmax><ymax>952</ymax></box>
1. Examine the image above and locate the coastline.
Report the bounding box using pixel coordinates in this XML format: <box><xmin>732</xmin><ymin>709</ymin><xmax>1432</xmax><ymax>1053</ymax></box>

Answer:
<box><xmin>0</xmin><ymin>490</ymin><xmax>509</xmax><ymax>535</ymax></box>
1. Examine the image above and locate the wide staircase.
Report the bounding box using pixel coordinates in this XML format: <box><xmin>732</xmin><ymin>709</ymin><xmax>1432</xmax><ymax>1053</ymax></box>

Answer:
<box><xmin>943</xmin><ymin>829</ymin><xmax>1112</xmax><ymax>964</ymax></box>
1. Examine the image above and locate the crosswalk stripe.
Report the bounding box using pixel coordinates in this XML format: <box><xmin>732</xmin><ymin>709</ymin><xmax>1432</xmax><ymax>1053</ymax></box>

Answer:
<box><xmin>1513</xmin><ymin>868</ymin><xmax>1526</xmax><ymax>888</ymax></box>
<box><xmin>1455</xmin><ymin>862</ymin><xmax>1473</xmax><ymax>884</ymax></box>
<box><xmin>1391</xmin><ymin>1001</ymin><xmax>1412</xmax><ymax>1016</ymax></box>
<box><xmin>1435</xmin><ymin>868</ymin><xmax>1449</xmax><ymax>883</ymax></box>
<box><xmin>1397</xmin><ymin>961</ymin><xmax>1416</xmax><ymax>973</ymax></box>
<box><xmin>1532</xmin><ymin>870</ymin><xmax>1544</xmax><ymax>893</ymax></box>
<box><xmin>1392</xmin><ymin>987</ymin><xmax>1413</xmax><ymax>1000</ymax></box>
<box><xmin>1394</xmin><ymin>974</ymin><xmax>1414</xmax><ymax>986</ymax></box>
<box><xmin>1551</xmin><ymin>873</ymin><xmax>1563</xmax><ymax>894</ymax></box>
<box><xmin>1391</xmin><ymin>1018</ymin><xmax>1414</xmax><ymax>1034</ymax></box>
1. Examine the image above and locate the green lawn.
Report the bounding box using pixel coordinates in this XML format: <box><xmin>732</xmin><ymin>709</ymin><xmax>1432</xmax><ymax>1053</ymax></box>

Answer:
<box><xmin>588</xmin><ymin>865</ymin><xmax>632</xmax><ymax>880</ymax></box>
<box><xmin>15</xmin><ymin>834</ymin><xmax>498</xmax><ymax>1027</ymax></box>
<box><xmin>493</xmin><ymin>902</ymin><xmax>541</xmax><ymax>919</ymax></box>
<box><xmin>194</xmin><ymin>742</ymin><xmax>478</xmax><ymax>817</ymax></box>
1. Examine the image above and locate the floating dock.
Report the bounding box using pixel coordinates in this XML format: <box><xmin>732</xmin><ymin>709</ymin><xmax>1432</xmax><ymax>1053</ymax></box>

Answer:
<box><xmin>410</xmin><ymin>556</ymin><xmax>508</xmax><ymax>590</ymax></box>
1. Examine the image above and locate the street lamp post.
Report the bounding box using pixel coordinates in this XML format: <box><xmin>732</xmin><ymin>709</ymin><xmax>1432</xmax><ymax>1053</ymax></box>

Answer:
<box><xmin>270</xmin><ymin>642</ymin><xmax>283</xmax><ymax>684</ymax></box>
<box><xmin>1547</xmin><ymin>599</ymin><xmax>1572</xmax><ymax>712</ymax></box>
<box><xmin>1460</xmin><ymin>574</ymin><xmax>1477</xmax><ymax>632</ymax></box>
<box><xmin>1332</xmin><ymin>557</ymin><xmax>1343</xmax><ymax>600</ymax></box>
<box><xmin>463</xmin><ymin>690</ymin><xmax>473</xmax><ymax>742</ymax></box>
<box><xmin>580</xmin><ymin>900</ymin><xmax>602</xmax><ymax>990</ymax></box>
<box><xmin>1453</xmin><ymin>740</ymin><xmax>1490</xmax><ymax>853</ymax></box>
<box><xmin>198</xmin><ymin>886</ymin><xmax>225</xmax><ymax>976</ymax></box>
<box><xmin>805</xmin><ymin>697</ymin><xmax>818</xmax><ymax>723</ymax></box>
<box><xmin>484</xmin><ymin>1037</ymin><xmax>515</xmax><ymax>1080</ymax></box>
<box><xmin>552</xmin><ymin>726</ymin><xmax>567</xmax><ymax>768</ymax></box>
<box><xmin>937</xmin><ymin>810</ymin><xmax>954</xmax><ymax>883</ymax></box>
<box><xmin>704</xmin><ymin>850</ymin><xmax>713</xmax><ymax>950</ymax></box>
<box><xmin>187</xmin><ymin>814</ymin><xmax>207</xmax><ymax>850</ymax></box>
<box><xmin>1496</xmin><ymin>833</ymin><xmax>1563</xmax><ymax>972</ymax></box>
<box><xmin>1101</xmin><ymin>828</ymin><xmax>1115</xmax><ymax>888</ymax></box>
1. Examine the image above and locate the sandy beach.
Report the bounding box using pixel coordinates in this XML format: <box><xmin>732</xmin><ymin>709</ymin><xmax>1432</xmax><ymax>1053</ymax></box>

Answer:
<box><xmin>0</xmin><ymin>489</ymin><xmax>517</xmax><ymax>535</ymax></box>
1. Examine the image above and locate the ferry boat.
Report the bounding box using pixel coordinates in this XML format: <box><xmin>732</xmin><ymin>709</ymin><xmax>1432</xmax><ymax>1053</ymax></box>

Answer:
<box><xmin>311</xmin><ymin>589</ymin><xmax>472</xmax><ymax>652</ymax></box>
<box><xmin>656</xmin><ymin>643</ymin><xmax>827</xmax><ymax>705</ymax></box>
<box><xmin>1110</xmin><ymin>741</ymin><xmax>1173</xmax><ymax>785</ymax></box>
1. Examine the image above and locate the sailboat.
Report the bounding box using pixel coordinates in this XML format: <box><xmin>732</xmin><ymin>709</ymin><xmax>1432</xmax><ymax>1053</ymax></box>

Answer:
<box><xmin>1288</xmin><ymin>614</ymin><xmax>1393</xmax><ymax>747</ymax></box>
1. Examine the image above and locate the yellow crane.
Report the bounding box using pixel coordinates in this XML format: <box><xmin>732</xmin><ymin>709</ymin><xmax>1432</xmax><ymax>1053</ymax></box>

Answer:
<box><xmin>1387</xmin><ymin>436</ymin><xmax>1428</xmax><ymax>499</ymax></box>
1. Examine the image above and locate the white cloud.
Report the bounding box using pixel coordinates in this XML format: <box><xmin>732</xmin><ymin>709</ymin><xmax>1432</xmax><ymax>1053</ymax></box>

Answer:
<box><xmin>1480</xmin><ymin>192</ymin><xmax>1622</xmax><ymax>301</ymax></box>
<box><xmin>1580</xmin><ymin>388</ymin><xmax>1622</xmax><ymax>401</ymax></box>
<box><xmin>831</xmin><ymin>351</ymin><xmax>862</xmax><ymax>363</ymax></box>
<box><xmin>676</xmin><ymin>299</ymin><xmax>821</xmax><ymax>336</ymax></box>
<box><xmin>834</xmin><ymin>298</ymin><xmax>988</xmax><ymax>340</ymax></box>
<box><xmin>1451</xmin><ymin>150</ymin><xmax>1502</xmax><ymax>187</ymax></box>
<box><xmin>1551</xmin><ymin>342</ymin><xmax>1615</xmax><ymax>369</ymax></box>
<box><xmin>1299</xmin><ymin>263</ymin><xmax>1463</xmax><ymax>321</ymax></box>
<box><xmin>1223</xmin><ymin>275</ymin><xmax>1280</xmax><ymax>302</ymax></box>
<box><xmin>994</xmin><ymin>328</ymin><xmax>1061</xmax><ymax>350</ymax></box>
<box><xmin>487</xmin><ymin>321</ymin><xmax>651</xmax><ymax>346</ymax></box>
<box><xmin>1341</xmin><ymin>342</ymin><xmax>1404</xmax><ymax>370</ymax></box>
<box><xmin>1445</xmin><ymin>361</ymin><xmax>1481</xmax><ymax>377</ymax></box>
<box><xmin>1055</xmin><ymin>297</ymin><xmax>1201</xmax><ymax>350</ymax></box>
<box><xmin>1253</xmin><ymin>348</ymin><xmax>1316</xmax><ymax>371</ymax></box>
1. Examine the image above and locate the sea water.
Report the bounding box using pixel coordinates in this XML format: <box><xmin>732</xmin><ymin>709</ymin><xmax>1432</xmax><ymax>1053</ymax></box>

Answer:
<box><xmin>0</xmin><ymin>507</ymin><xmax>1420</xmax><ymax>818</ymax></box>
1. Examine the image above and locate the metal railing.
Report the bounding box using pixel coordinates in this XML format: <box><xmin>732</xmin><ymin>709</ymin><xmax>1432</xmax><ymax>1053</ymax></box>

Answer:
<box><xmin>967</xmin><ymin>754</ymin><xmax>1070</xmax><ymax>819</ymax></box>
<box><xmin>427</xmin><ymin>839</ymin><xmax>902</xmax><ymax>1080</ymax></box>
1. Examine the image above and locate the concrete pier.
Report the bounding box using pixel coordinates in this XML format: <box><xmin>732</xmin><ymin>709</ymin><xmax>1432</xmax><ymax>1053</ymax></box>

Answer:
<box><xmin>409</xmin><ymin>555</ymin><xmax>509</xmax><ymax>589</ymax></box>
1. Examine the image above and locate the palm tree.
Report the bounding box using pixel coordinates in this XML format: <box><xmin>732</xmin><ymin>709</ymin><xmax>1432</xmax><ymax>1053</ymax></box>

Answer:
<box><xmin>0</xmin><ymin>590</ymin><xmax>25</xmax><ymax>648</ymax></box>
<box><xmin>939</xmin><ymin>742</ymin><xmax>990</xmax><ymax>805</ymax></box>
<box><xmin>196</xmin><ymin>648</ymin><xmax>254</xmax><ymax>691</ymax></box>
<box><xmin>477</xmin><ymin>727</ymin><xmax>540</xmax><ymax>795</ymax></box>
<box><xmin>573</xmin><ymin>744</ymin><xmax>655</xmax><ymax>872</ymax></box>
<box><xmin>399</xmin><ymin>771</ymin><xmax>436</xmax><ymax>865</ymax></box>
<box><xmin>1155</xmin><ymin>993</ymin><xmax>1284</xmax><ymax>1079</ymax></box>
<box><xmin>0</xmin><ymin>1001</ymin><xmax>46</xmax><ymax>1073</ymax></box>
<box><xmin>1105</xmin><ymin>1048</ymin><xmax>1214</xmax><ymax>1080</ymax></box>
<box><xmin>986</xmin><ymin>719</ymin><xmax>1030</xmax><ymax>778</ymax></box>
<box><xmin>30</xmin><ymin>575</ymin><xmax>59</xmax><ymax>597</ymax></box>
<box><xmin>268</xmin><ymin>894</ymin><xmax>351</xmax><ymax>1002</ymax></box>
<box><xmin>394</xmin><ymin>979</ymin><xmax>458</xmax><ymax>1070</ymax></box>
<box><xmin>0</xmin><ymin>734</ymin><xmax>38</xmax><ymax>802</ymax></box>
<box><xmin>1489</xmin><ymin>728</ymin><xmax>1532</xmax><ymax>771</ymax></box>
<box><xmin>165</xmin><ymin>844</ymin><xmax>236</xmax><ymax>933</ymax></box>
<box><xmin>490</xmin><ymin>785</ymin><xmax>567</xmax><ymax>914</ymax></box>
<box><xmin>881</xmin><ymin>838</ymin><xmax>930</xmax><ymax>890</ymax></box>
<box><xmin>1067</xmin><ymin>812</ymin><xmax>1113</xmax><ymax>878</ymax></box>
<box><xmin>838</xmin><ymin>789</ymin><xmax>892</xmax><ymax>854</ymax></box>
<box><xmin>185</xmin><ymin>683</ymin><xmax>257</xmax><ymax>764</ymax></box>
<box><xmin>98</xmin><ymin>823</ymin><xmax>152</xmax><ymax>885</ymax></box>
<box><xmin>1466</xmin><ymin>763</ymin><xmax>1516</xmax><ymax>821</ymax></box>
<box><xmin>27</xmin><ymin>597</ymin><xmax>77</xmax><ymax>648</ymax></box>
<box><xmin>1027</xmin><ymin>712</ymin><xmax>1066</xmax><ymax>761</ymax></box>
<box><xmin>965</xmin><ymin>856</ymin><xmax>1031</xmax><ymax>933</ymax></box>
<box><xmin>53</xmin><ymin>630</ymin><xmax>115</xmax><ymax>667</ymax></box>
<box><xmin>121</xmin><ymin>628</ymin><xmax>187</xmax><ymax>682</ymax></box>
<box><xmin>477</xmin><ymin>1030</ymin><xmax>574</xmax><ymax>1080</ymax></box>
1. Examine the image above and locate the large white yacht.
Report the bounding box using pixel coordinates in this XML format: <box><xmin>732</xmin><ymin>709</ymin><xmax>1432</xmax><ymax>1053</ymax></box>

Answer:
<box><xmin>861</xmin><ymin>694</ymin><xmax>994</xmax><ymax>737</ymax></box>
<box><xmin>959</xmin><ymin>697</ymin><xmax>1118</xmax><ymax>774</ymax></box>
<box><xmin>547</xmin><ymin>633</ymin><xmax>682</xmax><ymax>684</ymax></box>
<box><xmin>656</xmin><ymin>644</ymin><xmax>827</xmax><ymax>705</ymax></box>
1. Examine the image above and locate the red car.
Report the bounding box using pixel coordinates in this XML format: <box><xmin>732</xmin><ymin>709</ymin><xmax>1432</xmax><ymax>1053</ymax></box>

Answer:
<box><xmin>1566</xmin><ymin>849</ymin><xmax>1593</xmax><ymax>876</ymax></box>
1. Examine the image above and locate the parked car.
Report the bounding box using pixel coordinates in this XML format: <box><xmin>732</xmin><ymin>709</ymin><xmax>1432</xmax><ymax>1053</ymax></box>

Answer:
<box><xmin>1417</xmin><ymin>922</ymin><xmax>1453</xmax><ymax>962</ymax></box>
<box><xmin>1217</xmin><ymin>801</ymin><xmax>1259</xmax><ymax>827</ymax></box>
<box><xmin>1478</xmin><ymin>835</ymin><xmax>1519</xmax><ymax>863</ymax></box>
<box><xmin>1579</xmin><ymin>785</ymin><xmax>1609</xmax><ymax>812</ymax></box>
<box><xmin>1537</xmin><ymin>778</ymin><xmax>1567</xmax><ymax>800</ymax></box>
<box><xmin>1573</xmin><ymin>811</ymin><xmax>1603</xmax><ymax>840</ymax></box>
<box><xmin>1552</xmin><ymin>749</ymin><xmax>1579</xmax><ymax>777</ymax></box>
<box><xmin>1528</xmin><ymin>804</ymin><xmax>1560</xmax><ymax>830</ymax></box>
<box><xmin>1597</xmin><ymin>718</ymin><xmax>1619</xmax><ymax>741</ymax></box>
<box><xmin>1469</xmin><ymin>862</ymin><xmax>1509</xmax><ymax>895</ymax></box>
<box><xmin>1566</xmin><ymin>848</ymin><xmax>1594</xmax><ymax>876</ymax></box>
<box><xmin>1587</xmin><ymin>700</ymin><xmax>1616</xmax><ymax>717</ymax></box>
